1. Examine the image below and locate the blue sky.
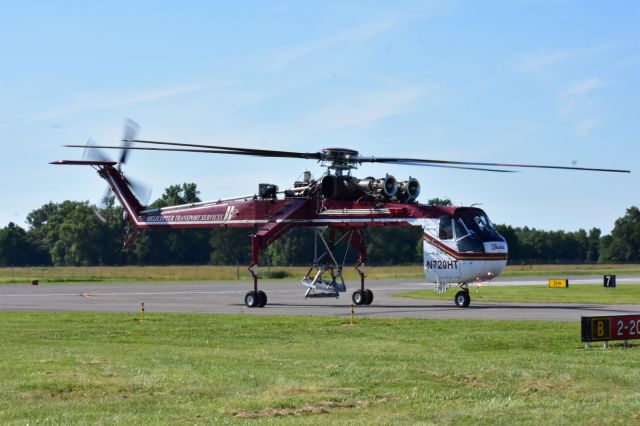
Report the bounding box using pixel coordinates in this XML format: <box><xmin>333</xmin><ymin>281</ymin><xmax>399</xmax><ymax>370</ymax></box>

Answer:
<box><xmin>1</xmin><ymin>1</ymin><xmax>638</xmax><ymax>234</ymax></box>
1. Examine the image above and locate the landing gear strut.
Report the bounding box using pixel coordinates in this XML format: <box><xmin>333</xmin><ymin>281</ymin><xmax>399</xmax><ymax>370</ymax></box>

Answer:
<box><xmin>351</xmin><ymin>259</ymin><xmax>372</xmax><ymax>305</ymax></box>
<box><xmin>244</xmin><ymin>234</ymin><xmax>268</xmax><ymax>308</ymax></box>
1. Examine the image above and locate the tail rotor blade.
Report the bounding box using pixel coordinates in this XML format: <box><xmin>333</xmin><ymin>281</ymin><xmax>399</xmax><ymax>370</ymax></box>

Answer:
<box><xmin>82</xmin><ymin>138</ymin><xmax>112</xmax><ymax>162</ymax></box>
<box><xmin>125</xmin><ymin>175</ymin><xmax>152</xmax><ymax>206</ymax></box>
<box><xmin>120</xmin><ymin>118</ymin><xmax>140</xmax><ymax>164</ymax></box>
<box><xmin>92</xmin><ymin>207</ymin><xmax>108</xmax><ymax>225</ymax></box>
<box><xmin>100</xmin><ymin>187</ymin><xmax>115</xmax><ymax>208</ymax></box>
<box><xmin>93</xmin><ymin>187</ymin><xmax>115</xmax><ymax>225</ymax></box>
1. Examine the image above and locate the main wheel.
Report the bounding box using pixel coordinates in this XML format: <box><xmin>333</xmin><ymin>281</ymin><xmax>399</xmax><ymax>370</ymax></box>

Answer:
<box><xmin>364</xmin><ymin>289</ymin><xmax>374</xmax><ymax>305</ymax></box>
<box><xmin>245</xmin><ymin>291</ymin><xmax>259</xmax><ymax>308</ymax></box>
<box><xmin>257</xmin><ymin>290</ymin><xmax>268</xmax><ymax>307</ymax></box>
<box><xmin>352</xmin><ymin>290</ymin><xmax>365</xmax><ymax>305</ymax></box>
<box><xmin>454</xmin><ymin>290</ymin><xmax>471</xmax><ymax>308</ymax></box>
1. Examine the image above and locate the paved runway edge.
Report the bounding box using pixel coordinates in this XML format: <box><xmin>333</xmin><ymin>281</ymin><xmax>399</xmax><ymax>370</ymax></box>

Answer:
<box><xmin>1</xmin><ymin>275</ymin><xmax>639</xmax><ymax>322</ymax></box>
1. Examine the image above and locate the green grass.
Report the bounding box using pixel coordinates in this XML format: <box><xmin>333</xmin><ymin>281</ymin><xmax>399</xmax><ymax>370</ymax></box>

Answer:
<box><xmin>0</xmin><ymin>265</ymin><xmax>426</xmax><ymax>284</ymax></box>
<box><xmin>398</xmin><ymin>284</ymin><xmax>640</xmax><ymax>305</ymax></box>
<box><xmin>0</xmin><ymin>312</ymin><xmax>639</xmax><ymax>424</ymax></box>
<box><xmin>502</xmin><ymin>263</ymin><xmax>640</xmax><ymax>277</ymax></box>
<box><xmin>1</xmin><ymin>264</ymin><xmax>639</xmax><ymax>284</ymax></box>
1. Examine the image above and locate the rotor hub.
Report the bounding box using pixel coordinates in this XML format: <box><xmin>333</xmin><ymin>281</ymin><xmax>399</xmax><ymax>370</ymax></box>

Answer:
<box><xmin>321</xmin><ymin>148</ymin><xmax>360</xmax><ymax>173</ymax></box>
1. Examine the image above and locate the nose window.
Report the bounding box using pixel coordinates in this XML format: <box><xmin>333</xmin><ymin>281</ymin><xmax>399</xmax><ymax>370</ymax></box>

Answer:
<box><xmin>455</xmin><ymin>218</ymin><xmax>468</xmax><ymax>239</ymax></box>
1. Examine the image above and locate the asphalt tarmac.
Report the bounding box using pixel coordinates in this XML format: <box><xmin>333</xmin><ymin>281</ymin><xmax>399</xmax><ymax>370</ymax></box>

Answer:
<box><xmin>1</xmin><ymin>275</ymin><xmax>639</xmax><ymax>321</ymax></box>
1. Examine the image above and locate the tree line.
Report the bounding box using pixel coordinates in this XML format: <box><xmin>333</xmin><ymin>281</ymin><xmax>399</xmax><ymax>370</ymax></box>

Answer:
<box><xmin>1</xmin><ymin>183</ymin><xmax>639</xmax><ymax>266</ymax></box>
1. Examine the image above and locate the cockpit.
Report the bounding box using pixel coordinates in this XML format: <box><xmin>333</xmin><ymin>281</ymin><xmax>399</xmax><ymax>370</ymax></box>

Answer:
<box><xmin>438</xmin><ymin>208</ymin><xmax>505</xmax><ymax>253</ymax></box>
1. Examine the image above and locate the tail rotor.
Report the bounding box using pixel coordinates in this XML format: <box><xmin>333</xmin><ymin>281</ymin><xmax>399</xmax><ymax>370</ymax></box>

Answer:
<box><xmin>82</xmin><ymin>119</ymin><xmax>151</xmax><ymax>223</ymax></box>
<box><xmin>120</xmin><ymin>118</ymin><xmax>140</xmax><ymax>165</ymax></box>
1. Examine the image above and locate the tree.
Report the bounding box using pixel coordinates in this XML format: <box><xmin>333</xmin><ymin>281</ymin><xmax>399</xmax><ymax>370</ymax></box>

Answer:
<box><xmin>26</xmin><ymin>201</ymin><xmax>125</xmax><ymax>266</ymax></box>
<box><xmin>586</xmin><ymin>227</ymin><xmax>601</xmax><ymax>262</ymax></box>
<box><xmin>600</xmin><ymin>206</ymin><xmax>640</xmax><ymax>262</ymax></box>
<box><xmin>131</xmin><ymin>183</ymin><xmax>212</xmax><ymax>265</ymax></box>
<box><xmin>495</xmin><ymin>224</ymin><xmax>519</xmax><ymax>261</ymax></box>
<box><xmin>266</xmin><ymin>228</ymin><xmax>316</xmax><ymax>266</ymax></box>
<box><xmin>366</xmin><ymin>227</ymin><xmax>422</xmax><ymax>265</ymax></box>
<box><xmin>0</xmin><ymin>223</ymin><xmax>49</xmax><ymax>266</ymax></box>
<box><xmin>152</xmin><ymin>183</ymin><xmax>200</xmax><ymax>208</ymax></box>
<box><xmin>427</xmin><ymin>198</ymin><xmax>452</xmax><ymax>206</ymax></box>
<box><xmin>210</xmin><ymin>228</ymin><xmax>252</xmax><ymax>265</ymax></box>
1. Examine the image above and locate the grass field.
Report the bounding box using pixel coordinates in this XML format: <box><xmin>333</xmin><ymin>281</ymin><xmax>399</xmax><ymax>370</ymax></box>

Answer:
<box><xmin>0</xmin><ymin>265</ymin><xmax>425</xmax><ymax>284</ymax></box>
<box><xmin>398</xmin><ymin>284</ymin><xmax>640</xmax><ymax>305</ymax></box>
<box><xmin>1</xmin><ymin>264</ymin><xmax>639</xmax><ymax>284</ymax></box>
<box><xmin>0</xmin><ymin>312</ymin><xmax>639</xmax><ymax>425</ymax></box>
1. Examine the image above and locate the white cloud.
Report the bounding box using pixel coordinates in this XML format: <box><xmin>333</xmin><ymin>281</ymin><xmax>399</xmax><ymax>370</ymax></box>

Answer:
<box><xmin>557</xmin><ymin>78</ymin><xmax>606</xmax><ymax>136</ymax></box>
<box><xmin>576</xmin><ymin>117</ymin><xmax>604</xmax><ymax>137</ymax></box>
<box><xmin>557</xmin><ymin>78</ymin><xmax>605</xmax><ymax>116</ymax></box>
<box><xmin>560</xmin><ymin>78</ymin><xmax>605</xmax><ymax>98</ymax></box>
<box><xmin>264</xmin><ymin>20</ymin><xmax>395</xmax><ymax>71</ymax></box>
<box><xmin>307</xmin><ymin>86</ymin><xmax>430</xmax><ymax>129</ymax></box>
<box><xmin>34</xmin><ymin>81</ymin><xmax>236</xmax><ymax>122</ymax></box>
<box><xmin>518</xmin><ymin>49</ymin><xmax>575</xmax><ymax>72</ymax></box>
<box><xmin>516</xmin><ymin>45</ymin><xmax>619</xmax><ymax>72</ymax></box>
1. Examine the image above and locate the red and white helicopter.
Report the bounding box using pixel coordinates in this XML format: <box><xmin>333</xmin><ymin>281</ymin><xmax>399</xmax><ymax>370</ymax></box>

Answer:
<box><xmin>53</xmin><ymin>121</ymin><xmax>630</xmax><ymax>308</ymax></box>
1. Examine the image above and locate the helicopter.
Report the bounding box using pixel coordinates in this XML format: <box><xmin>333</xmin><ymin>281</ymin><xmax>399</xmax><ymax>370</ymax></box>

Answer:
<box><xmin>52</xmin><ymin>121</ymin><xmax>630</xmax><ymax>308</ymax></box>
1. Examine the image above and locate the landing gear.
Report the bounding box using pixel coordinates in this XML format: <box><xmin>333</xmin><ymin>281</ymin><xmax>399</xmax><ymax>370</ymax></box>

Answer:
<box><xmin>244</xmin><ymin>252</ymin><xmax>268</xmax><ymax>308</ymax></box>
<box><xmin>244</xmin><ymin>290</ymin><xmax>268</xmax><ymax>308</ymax></box>
<box><xmin>243</xmin><ymin>228</ymin><xmax>371</xmax><ymax>308</ymax></box>
<box><xmin>454</xmin><ymin>290</ymin><xmax>470</xmax><ymax>308</ymax></box>
<box><xmin>352</xmin><ymin>288</ymin><xmax>374</xmax><ymax>305</ymax></box>
<box><xmin>364</xmin><ymin>289</ymin><xmax>374</xmax><ymax>305</ymax></box>
<box><xmin>257</xmin><ymin>290</ymin><xmax>267</xmax><ymax>307</ymax></box>
<box><xmin>245</xmin><ymin>291</ymin><xmax>259</xmax><ymax>308</ymax></box>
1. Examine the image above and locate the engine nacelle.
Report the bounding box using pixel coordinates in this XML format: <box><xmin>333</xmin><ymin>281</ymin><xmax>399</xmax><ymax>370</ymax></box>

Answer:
<box><xmin>259</xmin><ymin>183</ymin><xmax>279</xmax><ymax>199</ymax></box>
<box><xmin>358</xmin><ymin>174</ymin><xmax>398</xmax><ymax>198</ymax></box>
<box><xmin>321</xmin><ymin>175</ymin><xmax>362</xmax><ymax>199</ymax></box>
<box><xmin>321</xmin><ymin>174</ymin><xmax>398</xmax><ymax>200</ymax></box>
<box><xmin>398</xmin><ymin>177</ymin><xmax>420</xmax><ymax>201</ymax></box>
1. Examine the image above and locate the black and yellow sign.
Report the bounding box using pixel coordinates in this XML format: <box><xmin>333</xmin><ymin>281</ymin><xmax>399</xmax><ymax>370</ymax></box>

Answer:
<box><xmin>549</xmin><ymin>279</ymin><xmax>569</xmax><ymax>288</ymax></box>
<box><xmin>582</xmin><ymin>315</ymin><xmax>640</xmax><ymax>342</ymax></box>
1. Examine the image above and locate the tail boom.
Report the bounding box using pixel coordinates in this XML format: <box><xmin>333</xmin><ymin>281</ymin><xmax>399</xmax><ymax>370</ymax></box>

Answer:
<box><xmin>52</xmin><ymin>160</ymin><xmax>145</xmax><ymax>224</ymax></box>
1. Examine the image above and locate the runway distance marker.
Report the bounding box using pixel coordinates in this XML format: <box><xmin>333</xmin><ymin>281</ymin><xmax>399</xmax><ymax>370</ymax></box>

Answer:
<box><xmin>604</xmin><ymin>275</ymin><xmax>616</xmax><ymax>288</ymax></box>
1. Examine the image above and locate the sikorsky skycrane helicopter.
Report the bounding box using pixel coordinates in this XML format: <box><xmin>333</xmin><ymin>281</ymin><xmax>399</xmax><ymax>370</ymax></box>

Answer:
<box><xmin>52</xmin><ymin>121</ymin><xmax>630</xmax><ymax>308</ymax></box>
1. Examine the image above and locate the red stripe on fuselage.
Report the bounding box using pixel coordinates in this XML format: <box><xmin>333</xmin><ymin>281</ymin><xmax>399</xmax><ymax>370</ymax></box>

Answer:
<box><xmin>423</xmin><ymin>232</ymin><xmax>508</xmax><ymax>261</ymax></box>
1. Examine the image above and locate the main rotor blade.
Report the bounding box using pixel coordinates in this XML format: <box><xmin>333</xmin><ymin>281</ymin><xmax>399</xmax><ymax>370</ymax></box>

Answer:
<box><xmin>385</xmin><ymin>161</ymin><xmax>515</xmax><ymax>172</ymax></box>
<box><xmin>66</xmin><ymin>144</ymin><xmax>317</xmax><ymax>159</ymax></box>
<box><xmin>128</xmin><ymin>139</ymin><xmax>323</xmax><ymax>160</ymax></box>
<box><xmin>366</xmin><ymin>157</ymin><xmax>631</xmax><ymax>173</ymax></box>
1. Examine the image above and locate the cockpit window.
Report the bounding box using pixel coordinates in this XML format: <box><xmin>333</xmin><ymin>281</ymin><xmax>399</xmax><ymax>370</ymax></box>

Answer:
<box><xmin>455</xmin><ymin>210</ymin><xmax>502</xmax><ymax>241</ymax></box>
<box><xmin>455</xmin><ymin>218</ymin><xmax>468</xmax><ymax>239</ymax></box>
<box><xmin>439</xmin><ymin>215</ymin><xmax>453</xmax><ymax>240</ymax></box>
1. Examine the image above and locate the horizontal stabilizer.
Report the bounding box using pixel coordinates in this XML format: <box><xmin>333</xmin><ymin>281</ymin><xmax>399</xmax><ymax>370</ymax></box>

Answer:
<box><xmin>50</xmin><ymin>160</ymin><xmax>117</xmax><ymax>166</ymax></box>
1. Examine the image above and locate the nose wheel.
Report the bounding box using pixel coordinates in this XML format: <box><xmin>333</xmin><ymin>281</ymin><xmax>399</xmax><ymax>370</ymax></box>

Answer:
<box><xmin>454</xmin><ymin>290</ymin><xmax>470</xmax><ymax>308</ymax></box>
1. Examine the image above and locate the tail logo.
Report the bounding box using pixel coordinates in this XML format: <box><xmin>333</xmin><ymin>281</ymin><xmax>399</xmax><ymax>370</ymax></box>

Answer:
<box><xmin>224</xmin><ymin>206</ymin><xmax>239</xmax><ymax>221</ymax></box>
